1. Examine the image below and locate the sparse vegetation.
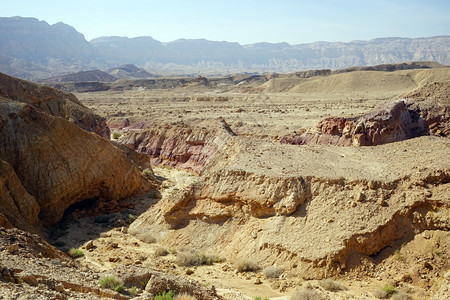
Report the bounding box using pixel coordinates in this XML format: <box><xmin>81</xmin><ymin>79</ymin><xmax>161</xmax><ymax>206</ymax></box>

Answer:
<box><xmin>169</xmin><ymin>247</ymin><xmax>177</xmax><ymax>255</ymax></box>
<box><xmin>234</xmin><ymin>258</ymin><xmax>260</xmax><ymax>272</ymax></box>
<box><xmin>374</xmin><ymin>285</ymin><xmax>397</xmax><ymax>299</ymax></box>
<box><xmin>154</xmin><ymin>290</ymin><xmax>175</xmax><ymax>300</ymax></box>
<box><xmin>393</xmin><ymin>249</ymin><xmax>403</xmax><ymax>261</ymax></box>
<box><xmin>99</xmin><ymin>275</ymin><xmax>124</xmax><ymax>293</ymax></box>
<box><xmin>68</xmin><ymin>248</ymin><xmax>84</xmax><ymax>258</ymax></box>
<box><xmin>263</xmin><ymin>266</ymin><xmax>284</xmax><ymax>278</ymax></box>
<box><xmin>175</xmin><ymin>249</ymin><xmax>221</xmax><ymax>267</ymax></box>
<box><xmin>127</xmin><ymin>286</ymin><xmax>138</xmax><ymax>296</ymax></box>
<box><xmin>174</xmin><ymin>294</ymin><xmax>197</xmax><ymax>300</ymax></box>
<box><xmin>319</xmin><ymin>278</ymin><xmax>347</xmax><ymax>291</ymax></box>
<box><xmin>392</xmin><ymin>291</ymin><xmax>412</xmax><ymax>300</ymax></box>
<box><xmin>291</xmin><ymin>289</ymin><xmax>323</xmax><ymax>300</ymax></box>
<box><xmin>141</xmin><ymin>168</ymin><xmax>153</xmax><ymax>177</ymax></box>
<box><xmin>137</xmin><ymin>254</ymin><xmax>148</xmax><ymax>261</ymax></box>
<box><xmin>155</xmin><ymin>247</ymin><xmax>169</xmax><ymax>256</ymax></box>
<box><xmin>112</xmin><ymin>132</ymin><xmax>122</xmax><ymax>139</ymax></box>
<box><xmin>137</xmin><ymin>232</ymin><xmax>156</xmax><ymax>244</ymax></box>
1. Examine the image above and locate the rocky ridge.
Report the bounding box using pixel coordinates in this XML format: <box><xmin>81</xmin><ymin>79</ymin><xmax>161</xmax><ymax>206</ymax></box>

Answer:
<box><xmin>0</xmin><ymin>72</ymin><xmax>110</xmax><ymax>138</ymax></box>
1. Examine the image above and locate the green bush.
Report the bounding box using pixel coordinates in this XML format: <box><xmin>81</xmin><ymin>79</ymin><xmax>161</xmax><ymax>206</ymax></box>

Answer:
<box><xmin>254</xmin><ymin>297</ymin><xmax>269</xmax><ymax>300</ymax></box>
<box><xmin>127</xmin><ymin>286</ymin><xmax>138</xmax><ymax>296</ymax></box>
<box><xmin>154</xmin><ymin>290</ymin><xmax>175</xmax><ymax>300</ymax></box>
<box><xmin>100</xmin><ymin>275</ymin><xmax>124</xmax><ymax>293</ymax></box>
<box><xmin>112</xmin><ymin>132</ymin><xmax>122</xmax><ymax>139</ymax></box>
<box><xmin>68</xmin><ymin>248</ymin><xmax>84</xmax><ymax>258</ymax></box>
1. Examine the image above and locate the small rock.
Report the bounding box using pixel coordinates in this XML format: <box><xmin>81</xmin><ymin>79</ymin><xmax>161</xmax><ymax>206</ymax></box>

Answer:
<box><xmin>109</xmin><ymin>257</ymin><xmax>119</xmax><ymax>262</ymax></box>
<box><xmin>55</xmin><ymin>283</ymin><xmax>65</xmax><ymax>292</ymax></box>
<box><xmin>186</xmin><ymin>269</ymin><xmax>194</xmax><ymax>275</ymax></box>
<box><xmin>85</xmin><ymin>240</ymin><xmax>94</xmax><ymax>250</ymax></box>
<box><xmin>121</xmin><ymin>227</ymin><xmax>128</xmax><ymax>234</ymax></box>
<box><xmin>7</xmin><ymin>243</ymin><xmax>19</xmax><ymax>254</ymax></box>
<box><xmin>254</xmin><ymin>278</ymin><xmax>262</xmax><ymax>285</ymax></box>
<box><xmin>109</xmin><ymin>242</ymin><xmax>119</xmax><ymax>248</ymax></box>
<box><xmin>134</xmin><ymin>260</ymin><xmax>142</xmax><ymax>265</ymax></box>
<box><xmin>425</xmin><ymin>191</ymin><xmax>432</xmax><ymax>198</ymax></box>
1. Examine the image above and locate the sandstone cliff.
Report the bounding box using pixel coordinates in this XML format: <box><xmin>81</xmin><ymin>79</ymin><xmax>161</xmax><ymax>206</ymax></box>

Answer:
<box><xmin>0</xmin><ymin>72</ymin><xmax>110</xmax><ymax>138</ymax></box>
<box><xmin>0</xmin><ymin>97</ymin><xmax>156</xmax><ymax>226</ymax></box>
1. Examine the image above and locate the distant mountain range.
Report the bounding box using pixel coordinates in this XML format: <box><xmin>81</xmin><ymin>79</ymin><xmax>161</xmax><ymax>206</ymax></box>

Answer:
<box><xmin>0</xmin><ymin>16</ymin><xmax>449</xmax><ymax>81</ymax></box>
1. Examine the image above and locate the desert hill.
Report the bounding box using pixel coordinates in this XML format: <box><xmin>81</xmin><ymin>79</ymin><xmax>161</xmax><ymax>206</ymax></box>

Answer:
<box><xmin>40</xmin><ymin>69</ymin><xmax>117</xmax><ymax>83</ymax></box>
<box><xmin>0</xmin><ymin>16</ymin><xmax>449</xmax><ymax>80</ymax></box>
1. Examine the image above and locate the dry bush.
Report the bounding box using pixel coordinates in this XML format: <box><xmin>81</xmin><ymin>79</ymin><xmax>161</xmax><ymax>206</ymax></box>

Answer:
<box><xmin>137</xmin><ymin>232</ymin><xmax>156</xmax><ymax>244</ymax></box>
<box><xmin>175</xmin><ymin>250</ymin><xmax>220</xmax><ymax>267</ymax></box>
<box><xmin>234</xmin><ymin>259</ymin><xmax>260</xmax><ymax>272</ymax></box>
<box><xmin>291</xmin><ymin>289</ymin><xmax>324</xmax><ymax>300</ymax></box>
<box><xmin>174</xmin><ymin>293</ymin><xmax>197</xmax><ymax>300</ymax></box>
<box><xmin>373</xmin><ymin>288</ymin><xmax>389</xmax><ymax>299</ymax></box>
<box><xmin>263</xmin><ymin>266</ymin><xmax>284</xmax><ymax>278</ymax></box>
<box><xmin>392</xmin><ymin>291</ymin><xmax>412</xmax><ymax>300</ymax></box>
<box><xmin>154</xmin><ymin>247</ymin><xmax>169</xmax><ymax>257</ymax></box>
<box><xmin>319</xmin><ymin>278</ymin><xmax>347</xmax><ymax>291</ymax></box>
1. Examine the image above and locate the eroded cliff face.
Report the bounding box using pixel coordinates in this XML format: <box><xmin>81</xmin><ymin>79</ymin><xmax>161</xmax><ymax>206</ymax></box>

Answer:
<box><xmin>0</xmin><ymin>72</ymin><xmax>110</xmax><ymax>138</ymax></box>
<box><xmin>130</xmin><ymin>136</ymin><xmax>449</xmax><ymax>278</ymax></box>
<box><xmin>119</xmin><ymin>119</ymin><xmax>235</xmax><ymax>174</ymax></box>
<box><xmin>0</xmin><ymin>98</ymin><xmax>156</xmax><ymax>226</ymax></box>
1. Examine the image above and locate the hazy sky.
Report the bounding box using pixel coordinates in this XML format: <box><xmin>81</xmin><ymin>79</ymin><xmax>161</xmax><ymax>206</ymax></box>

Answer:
<box><xmin>3</xmin><ymin>0</ymin><xmax>449</xmax><ymax>44</ymax></box>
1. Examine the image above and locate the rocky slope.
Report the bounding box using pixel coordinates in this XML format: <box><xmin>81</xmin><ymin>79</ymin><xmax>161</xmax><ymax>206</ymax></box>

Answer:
<box><xmin>0</xmin><ymin>227</ymin><xmax>220</xmax><ymax>299</ymax></box>
<box><xmin>0</xmin><ymin>72</ymin><xmax>110</xmax><ymax>138</ymax></box>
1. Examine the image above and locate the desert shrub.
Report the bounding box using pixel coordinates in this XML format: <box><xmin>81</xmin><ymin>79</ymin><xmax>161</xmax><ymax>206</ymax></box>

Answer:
<box><xmin>254</xmin><ymin>297</ymin><xmax>269</xmax><ymax>300</ymax></box>
<box><xmin>68</xmin><ymin>248</ymin><xmax>84</xmax><ymax>258</ymax></box>
<box><xmin>141</xmin><ymin>168</ymin><xmax>153</xmax><ymax>177</ymax></box>
<box><xmin>392</xmin><ymin>291</ymin><xmax>412</xmax><ymax>300</ymax></box>
<box><xmin>235</xmin><ymin>258</ymin><xmax>260</xmax><ymax>272</ymax></box>
<box><xmin>100</xmin><ymin>275</ymin><xmax>124</xmax><ymax>293</ymax></box>
<box><xmin>291</xmin><ymin>289</ymin><xmax>323</xmax><ymax>300</ymax></box>
<box><xmin>127</xmin><ymin>286</ymin><xmax>138</xmax><ymax>296</ymax></box>
<box><xmin>137</xmin><ymin>254</ymin><xmax>148</xmax><ymax>261</ymax></box>
<box><xmin>264</xmin><ymin>266</ymin><xmax>284</xmax><ymax>278</ymax></box>
<box><xmin>154</xmin><ymin>290</ymin><xmax>175</xmax><ymax>300</ymax></box>
<box><xmin>319</xmin><ymin>278</ymin><xmax>347</xmax><ymax>291</ymax></box>
<box><xmin>112</xmin><ymin>132</ymin><xmax>122</xmax><ymax>139</ymax></box>
<box><xmin>169</xmin><ymin>247</ymin><xmax>177</xmax><ymax>255</ymax></box>
<box><xmin>174</xmin><ymin>293</ymin><xmax>197</xmax><ymax>300</ymax></box>
<box><xmin>393</xmin><ymin>249</ymin><xmax>403</xmax><ymax>261</ymax></box>
<box><xmin>137</xmin><ymin>232</ymin><xmax>156</xmax><ymax>244</ymax></box>
<box><xmin>374</xmin><ymin>285</ymin><xmax>397</xmax><ymax>299</ymax></box>
<box><xmin>155</xmin><ymin>247</ymin><xmax>169</xmax><ymax>257</ymax></box>
<box><xmin>175</xmin><ymin>251</ymin><xmax>220</xmax><ymax>267</ymax></box>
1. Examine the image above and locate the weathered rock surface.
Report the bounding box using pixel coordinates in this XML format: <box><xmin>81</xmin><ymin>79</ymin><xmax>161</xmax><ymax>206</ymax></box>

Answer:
<box><xmin>0</xmin><ymin>159</ymin><xmax>40</xmax><ymax>233</ymax></box>
<box><xmin>0</xmin><ymin>98</ymin><xmax>156</xmax><ymax>226</ymax></box>
<box><xmin>130</xmin><ymin>136</ymin><xmax>450</xmax><ymax>278</ymax></box>
<box><xmin>0</xmin><ymin>72</ymin><xmax>110</xmax><ymax>138</ymax></box>
<box><xmin>119</xmin><ymin>119</ymin><xmax>235</xmax><ymax>174</ymax></box>
<box><xmin>404</xmin><ymin>81</ymin><xmax>450</xmax><ymax>138</ymax></box>
<box><xmin>281</xmin><ymin>100</ymin><xmax>429</xmax><ymax>146</ymax></box>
